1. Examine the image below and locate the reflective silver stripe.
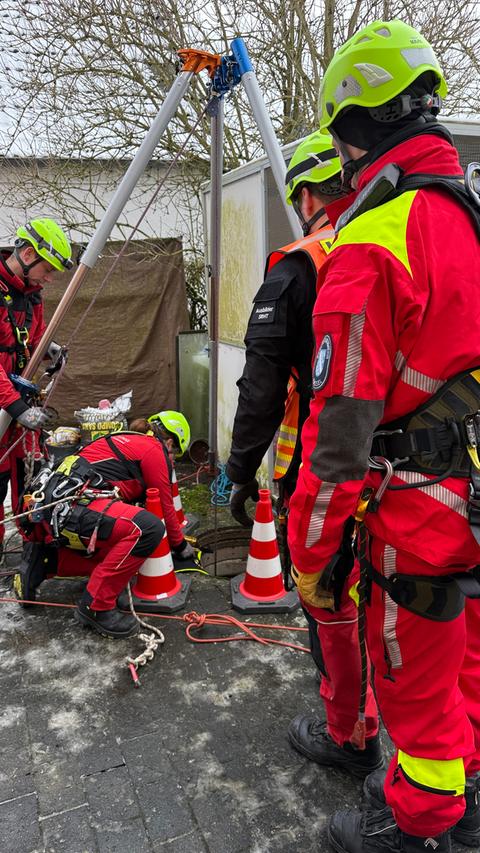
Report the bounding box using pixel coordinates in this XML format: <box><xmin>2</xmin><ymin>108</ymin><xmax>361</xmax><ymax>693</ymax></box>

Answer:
<box><xmin>394</xmin><ymin>350</ymin><xmax>406</xmax><ymax>372</ymax></box>
<box><xmin>394</xmin><ymin>471</ymin><xmax>468</xmax><ymax>518</ymax></box>
<box><xmin>383</xmin><ymin>545</ymin><xmax>402</xmax><ymax>669</ymax></box>
<box><xmin>343</xmin><ymin>311</ymin><xmax>365</xmax><ymax>397</ymax></box>
<box><xmin>394</xmin><ymin>350</ymin><xmax>443</xmax><ymax>394</ymax></box>
<box><xmin>305</xmin><ymin>482</ymin><xmax>336</xmax><ymax>548</ymax></box>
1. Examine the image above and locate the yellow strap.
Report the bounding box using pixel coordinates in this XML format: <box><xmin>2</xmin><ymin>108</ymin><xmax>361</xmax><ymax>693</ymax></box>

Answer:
<box><xmin>56</xmin><ymin>454</ymin><xmax>81</xmax><ymax>476</ymax></box>
<box><xmin>60</xmin><ymin>528</ymin><xmax>88</xmax><ymax>551</ymax></box>
<box><xmin>398</xmin><ymin>750</ymin><xmax>465</xmax><ymax>796</ymax></box>
<box><xmin>467</xmin><ymin>445</ymin><xmax>480</xmax><ymax>470</ymax></box>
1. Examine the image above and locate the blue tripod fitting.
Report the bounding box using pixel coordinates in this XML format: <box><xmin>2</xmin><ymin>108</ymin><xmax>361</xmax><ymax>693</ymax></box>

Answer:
<box><xmin>209</xmin><ymin>37</ymin><xmax>252</xmax><ymax>99</ymax></box>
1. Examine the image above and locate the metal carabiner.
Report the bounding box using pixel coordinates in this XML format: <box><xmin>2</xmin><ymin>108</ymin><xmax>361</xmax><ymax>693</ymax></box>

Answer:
<box><xmin>16</xmin><ymin>326</ymin><xmax>29</xmax><ymax>345</ymax></box>
<box><xmin>368</xmin><ymin>455</ymin><xmax>395</xmax><ymax>510</ymax></box>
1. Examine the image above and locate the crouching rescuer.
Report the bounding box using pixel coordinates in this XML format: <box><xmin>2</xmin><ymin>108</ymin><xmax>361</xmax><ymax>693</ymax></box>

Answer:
<box><xmin>18</xmin><ymin>419</ymin><xmax>194</xmax><ymax>638</ymax></box>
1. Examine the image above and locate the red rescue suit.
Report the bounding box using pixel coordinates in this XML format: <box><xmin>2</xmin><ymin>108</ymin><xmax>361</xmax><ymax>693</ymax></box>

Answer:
<box><xmin>55</xmin><ymin>433</ymin><xmax>187</xmax><ymax>609</ymax></box>
<box><xmin>0</xmin><ymin>256</ymin><xmax>46</xmax><ymax>540</ymax></box>
<box><xmin>270</xmin><ymin>227</ymin><xmax>379</xmax><ymax>748</ymax></box>
<box><xmin>288</xmin><ymin>133</ymin><xmax>480</xmax><ymax>836</ymax></box>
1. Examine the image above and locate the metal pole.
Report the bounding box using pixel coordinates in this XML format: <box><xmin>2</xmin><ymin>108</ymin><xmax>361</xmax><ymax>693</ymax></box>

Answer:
<box><xmin>230</xmin><ymin>38</ymin><xmax>302</xmax><ymax>241</ymax></box>
<box><xmin>207</xmin><ymin>96</ymin><xmax>224</xmax><ymax>473</ymax></box>
<box><xmin>0</xmin><ymin>70</ymin><xmax>194</xmax><ymax>442</ymax></box>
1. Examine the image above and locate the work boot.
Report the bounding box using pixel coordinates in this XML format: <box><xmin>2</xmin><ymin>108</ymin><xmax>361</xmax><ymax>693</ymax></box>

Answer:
<box><xmin>75</xmin><ymin>591</ymin><xmax>139</xmax><ymax>639</ymax></box>
<box><xmin>328</xmin><ymin>806</ymin><xmax>451</xmax><ymax>853</ymax></box>
<box><xmin>13</xmin><ymin>542</ymin><xmax>57</xmax><ymax>607</ymax></box>
<box><xmin>364</xmin><ymin>769</ymin><xmax>480</xmax><ymax>848</ymax></box>
<box><xmin>288</xmin><ymin>715</ymin><xmax>383</xmax><ymax>779</ymax></box>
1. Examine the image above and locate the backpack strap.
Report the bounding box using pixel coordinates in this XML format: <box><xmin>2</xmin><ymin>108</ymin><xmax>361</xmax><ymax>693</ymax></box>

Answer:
<box><xmin>397</xmin><ymin>172</ymin><xmax>480</xmax><ymax>238</ymax></box>
<box><xmin>104</xmin><ymin>435</ymin><xmax>146</xmax><ymax>491</ymax></box>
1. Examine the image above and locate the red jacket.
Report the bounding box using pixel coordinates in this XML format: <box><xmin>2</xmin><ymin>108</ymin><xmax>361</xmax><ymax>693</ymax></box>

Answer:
<box><xmin>288</xmin><ymin>133</ymin><xmax>480</xmax><ymax>575</ymax></box>
<box><xmin>80</xmin><ymin>433</ymin><xmax>185</xmax><ymax>548</ymax></box>
<box><xmin>0</xmin><ymin>255</ymin><xmax>46</xmax><ymax>414</ymax></box>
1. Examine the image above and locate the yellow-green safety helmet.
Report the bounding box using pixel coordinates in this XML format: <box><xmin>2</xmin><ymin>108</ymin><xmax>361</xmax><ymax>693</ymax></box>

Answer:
<box><xmin>318</xmin><ymin>19</ymin><xmax>447</xmax><ymax>133</ymax></box>
<box><xmin>148</xmin><ymin>410</ymin><xmax>191</xmax><ymax>456</ymax></box>
<box><xmin>16</xmin><ymin>218</ymin><xmax>73</xmax><ymax>272</ymax></box>
<box><xmin>285</xmin><ymin>131</ymin><xmax>341</xmax><ymax>204</ymax></box>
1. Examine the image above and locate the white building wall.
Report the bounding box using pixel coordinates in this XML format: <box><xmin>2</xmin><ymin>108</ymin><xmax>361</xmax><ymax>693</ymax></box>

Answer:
<box><xmin>0</xmin><ymin>158</ymin><xmax>202</xmax><ymax>247</ymax></box>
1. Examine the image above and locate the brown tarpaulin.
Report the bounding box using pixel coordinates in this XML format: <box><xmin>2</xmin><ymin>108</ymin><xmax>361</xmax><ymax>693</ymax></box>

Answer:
<box><xmin>41</xmin><ymin>238</ymin><xmax>189</xmax><ymax>425</ymax></box>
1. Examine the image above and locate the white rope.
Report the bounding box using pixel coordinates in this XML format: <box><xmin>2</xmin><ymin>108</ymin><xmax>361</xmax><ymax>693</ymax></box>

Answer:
<box><xmin>22</xmin><ymin>430</ymin><xmax>42</xmax><ymax>490</ymax></box>
<box><xmin>124</xmin><ymin>583</ymin><xmax>165</xmax><ymax>681</ymax></box>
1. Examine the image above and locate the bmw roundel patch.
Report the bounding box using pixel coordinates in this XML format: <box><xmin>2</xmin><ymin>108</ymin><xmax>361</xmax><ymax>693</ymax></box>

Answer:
<box><xmin>313</xmin><ymin>334</ymin><xmax>333</xmax><ymax>391</ymax></box>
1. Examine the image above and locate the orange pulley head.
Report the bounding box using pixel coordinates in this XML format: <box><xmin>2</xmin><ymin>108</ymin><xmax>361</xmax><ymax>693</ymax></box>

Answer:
<box><xmin>177</xmin><ymin>49</ymin><xmax>221</xmax><ymax>77</ymax></box>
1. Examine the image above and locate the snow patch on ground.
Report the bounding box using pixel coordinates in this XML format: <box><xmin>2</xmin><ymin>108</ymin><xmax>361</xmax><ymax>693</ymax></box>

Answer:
<box><xmin>0</xmin><ymin>704</ymin><xmax>24</xmax><ymax>728</ymax></box>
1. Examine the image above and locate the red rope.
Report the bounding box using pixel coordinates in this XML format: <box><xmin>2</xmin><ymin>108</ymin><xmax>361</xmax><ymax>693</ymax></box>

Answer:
<box><xmin>0</xmin><ymin>597</ymin><xmax>310</xmax><ymax>653</ymax></box>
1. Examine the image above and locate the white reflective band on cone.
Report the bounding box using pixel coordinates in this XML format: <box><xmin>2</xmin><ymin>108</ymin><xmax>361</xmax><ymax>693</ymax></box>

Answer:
<box><xmin>251</xmin><ymin>519</ymin><xmax>276</xmax><ymax>542</ymax></box>
<box><xmin>246</xmin><ymin>555</ymin><xmax>282</xmax><ymax>578</ymax></box>
<box><xmin>140</xmin><ymin>554</ymin><xmax>174</xmax><ymax>577</ymax></box>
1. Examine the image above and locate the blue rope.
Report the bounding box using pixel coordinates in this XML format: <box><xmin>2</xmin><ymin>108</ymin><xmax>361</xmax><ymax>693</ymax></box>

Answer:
<box><xmin>210</xmin><ymin>463</ymin><xmax>233</xmax><ymax>506</ymax></box>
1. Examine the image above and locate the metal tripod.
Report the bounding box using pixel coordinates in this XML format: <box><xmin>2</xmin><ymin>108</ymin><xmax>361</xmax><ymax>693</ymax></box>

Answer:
<box><xmin>0</xmin><ymin>38</ymin><xmax>301</xmax><ymax>480</ymax></box>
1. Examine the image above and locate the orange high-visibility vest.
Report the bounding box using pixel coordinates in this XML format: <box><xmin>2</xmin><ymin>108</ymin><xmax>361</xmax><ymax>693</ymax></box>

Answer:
<box><xmin>268</xmin><ymin>227</ymin><xmax>334</xmax><ymax>481</ymax></box>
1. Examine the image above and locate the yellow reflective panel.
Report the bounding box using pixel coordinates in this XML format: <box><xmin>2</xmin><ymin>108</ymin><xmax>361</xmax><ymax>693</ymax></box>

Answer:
<box><xmin>334</xmin><ymin>191</ymin><xmax>417</xmax><ymax>278</ymax></box>
<box><xmin>398</xmin><ymin>750</ymin><xmax>465</xmax><ymax>796</ymax></box>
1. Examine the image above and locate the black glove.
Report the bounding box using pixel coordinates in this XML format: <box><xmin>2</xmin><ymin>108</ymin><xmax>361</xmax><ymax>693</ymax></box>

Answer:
<box><xmin>230</xmin><ymin>479</ymin><xmax>260</xmax><ymax>527</ymax></box>
<box><xmin>16</xmin><ymin>406</ymin><xmax>57</xmax><ymax>431</ymax></box>
<box><xmin>45</xmin><ymin>342</ymin><xmax>68</xmax><ymax>377</ymax></box>
<box><xmin>173</xmin><ymin>540</ymin><xmax>195</xmax><ymax>560</ymax></box>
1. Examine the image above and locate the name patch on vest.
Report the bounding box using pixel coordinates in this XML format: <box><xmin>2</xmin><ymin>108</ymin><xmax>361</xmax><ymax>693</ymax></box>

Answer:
<box><xmin>251</xmin><ymin>303</ymin><xmax>276</xmax><ymax>324</ymax></box>
<box><xmin>313</xmin><ymin>334</ymin><xmax>333</xmax><ymax>391</ymax></box>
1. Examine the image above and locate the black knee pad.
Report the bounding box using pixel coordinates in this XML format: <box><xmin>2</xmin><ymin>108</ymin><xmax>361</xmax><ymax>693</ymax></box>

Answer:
<box><xmin>131</xmin><ymin>510</ymin><xmax>165</xmax><ymax>557</ymax></box>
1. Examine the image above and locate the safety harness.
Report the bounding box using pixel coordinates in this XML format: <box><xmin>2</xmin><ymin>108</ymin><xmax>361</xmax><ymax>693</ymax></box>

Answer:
<box><xmin>23</xmin><ymin>432</ymin><xmax>172</xmax><ymax>552</ymax></box>
<box><xmin>0</xmin><ymin>277</ymin><xmax>35</xmax><ymax>371</ymax></box>
<box><xmin>338</xmin><ymin>162</ymin><xmax>480</xmax><ymax>623</ymax></box>
<box><xmin>23</xmin><ymin>453</ymin><xmax>118</xmax><ymax>551</ymax></box>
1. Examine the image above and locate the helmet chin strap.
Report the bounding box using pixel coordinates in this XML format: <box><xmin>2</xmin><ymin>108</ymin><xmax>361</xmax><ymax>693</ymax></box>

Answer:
<box><xmin>292</xmin><ymin>199</ymin><xmax>327</xmax><ymax>237</ymax></box>
<box><xmin>13</xmin><ymin>241</ymin><xmax>43</xmax><ymax>280</ymax></box>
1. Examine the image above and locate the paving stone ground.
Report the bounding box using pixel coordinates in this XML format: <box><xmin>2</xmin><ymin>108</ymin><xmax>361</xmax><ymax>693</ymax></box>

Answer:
<box><xmin>0</xmin><ymin>536</ymin><xmax>472</xmax><ymax>853</ymax></box>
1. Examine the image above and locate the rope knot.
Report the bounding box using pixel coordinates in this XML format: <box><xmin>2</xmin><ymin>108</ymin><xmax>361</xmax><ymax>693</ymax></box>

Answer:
<box><xmin>183</xmin><ymin>611</ymin><xmax>206</xmax><ymax>627</ymax></box>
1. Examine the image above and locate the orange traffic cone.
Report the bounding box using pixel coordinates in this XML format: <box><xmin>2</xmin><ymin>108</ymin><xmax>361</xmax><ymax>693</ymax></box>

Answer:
<box><xmin>171</xmin><ymin>466</ymin><xmax>199</xmax><ymax>535</ymax></box>
<box><xmin>119</xmin><ymin>487</ymin><xmax>191</xmax><ymax>613</ymax></box>
<box><xmin>231</xmin><ymin>488</ymin><xmax>299</xmax><ymax>614</ymax></box>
